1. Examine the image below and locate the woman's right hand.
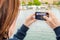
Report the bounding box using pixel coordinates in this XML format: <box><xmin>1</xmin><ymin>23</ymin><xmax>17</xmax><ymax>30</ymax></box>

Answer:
<box><xmin>24</xmin><ymin>14</ymin><xmax>36</xmax><ymax>28</ymax></box>
<box><xmin>43</xmin><ymin>11</ymin><xmax>60</xmax><ymax>29</ymax></box>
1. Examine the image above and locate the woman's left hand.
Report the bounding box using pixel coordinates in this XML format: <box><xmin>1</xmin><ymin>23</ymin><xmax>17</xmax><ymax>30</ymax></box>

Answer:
<box><xmin>43</xmin><ymin>11</ymin><xmax>60</xmax><ymax>29</ymax></box>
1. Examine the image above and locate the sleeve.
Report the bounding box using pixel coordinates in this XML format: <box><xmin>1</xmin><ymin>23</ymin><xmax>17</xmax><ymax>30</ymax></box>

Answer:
<box><xmin>54</xmin><ymin>26</ymin><xmax>60</xmax><ymax>40</ymax></box>
<box><xmin>9</xmin><ymin>24</ymin><xmax>29</xmax><ymax>40</ymax></box>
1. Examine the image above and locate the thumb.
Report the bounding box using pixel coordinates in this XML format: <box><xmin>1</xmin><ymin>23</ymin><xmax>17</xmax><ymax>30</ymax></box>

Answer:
<box><xmin>43</xmin><ymin>16</ymin><xmax>49</xmax><ymax>21</ymax></box>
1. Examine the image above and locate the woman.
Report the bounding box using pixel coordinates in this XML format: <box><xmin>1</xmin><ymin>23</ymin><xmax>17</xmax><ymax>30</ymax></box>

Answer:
<box><xmin>0</xmin><ymin>0</ymin><xmax>60</xmax><ymax>40</ymax></box>
<box><xmin>0</xmin><ymin>0</ymin><xmax>36</xmax><ymax>40</ymax></box>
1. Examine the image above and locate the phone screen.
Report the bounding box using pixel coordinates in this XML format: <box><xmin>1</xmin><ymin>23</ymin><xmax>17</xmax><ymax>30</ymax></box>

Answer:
<box><xmin>35</xmin><ymin>12</ymin><xmax>48</xmax><ymax>20</ymax></box>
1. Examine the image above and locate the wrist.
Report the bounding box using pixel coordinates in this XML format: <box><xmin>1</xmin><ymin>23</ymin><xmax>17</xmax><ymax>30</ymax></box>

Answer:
<box><xmin>24</xmin><ymin>23</ymin><xmax>30</xmax><ymax>28</ymax></box>
<box><xmin>52</xmin><ymin>24</ymin><xmax>60</xmax><ymax>29</ymax></box>
<box><xmin>18</xmin><ymin>24</ymin><xmax>29</xmax><ymax>33</ymax></box>
<box><xmin>53</xmin><ymin>26</ymin><xmax>58</xmax><ymax>29</ymax></box>
<box><xmin>54</xmin><ymin>26</ymin><xmax>60</xmax><ymax>36</ymax></box>
<box><xmin>53</xmin><ymin>26</ymin><xmax>60</xmax><ymax>29</ymax></box>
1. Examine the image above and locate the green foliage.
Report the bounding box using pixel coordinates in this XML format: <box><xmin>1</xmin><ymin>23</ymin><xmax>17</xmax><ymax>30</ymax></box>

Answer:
<box><xmin>57</xmin><ymin>1</ymin><xmax>60</xmax><ymax>5</ymax></box>
<box><xmin>33</xmin><ymin>0</ymin><xmax>41</xmax><ymax>6</ymax></box>
<box><xmin>22</xmin><ymin>1</ymin><xmax>26</xmax><ymax>6</ymax></box>
<box><xmin>22</xmin><ymin>0</ymin><xmax>42</xmax><ymax>6</ymax></box>
<box><xmin>45</xmin><ymin>2</ymin><xmax>48</xmax><ymax>4</ymax></box>
<box><xmin>28</xmin><ymin>2</ymin><xmax>33</xmax><ymax>5</ymax></box>
<box><xmin>53</xmin><ymin>1</ymin><xmax>60</xmax><ymax>5</ymax></box>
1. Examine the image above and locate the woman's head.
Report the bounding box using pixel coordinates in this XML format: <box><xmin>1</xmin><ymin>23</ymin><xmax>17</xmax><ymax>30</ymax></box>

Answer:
<box><xmin>0</xmin><ymin>0</ymin><xmax>19</xmax><ymax>39</ymax></box>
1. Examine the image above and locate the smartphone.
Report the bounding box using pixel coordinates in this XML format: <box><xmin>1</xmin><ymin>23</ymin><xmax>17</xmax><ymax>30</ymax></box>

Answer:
<box><xmin>35</xmin><ymin>12</ymin><xmax>49</xmax><ymax>20</ymax></box>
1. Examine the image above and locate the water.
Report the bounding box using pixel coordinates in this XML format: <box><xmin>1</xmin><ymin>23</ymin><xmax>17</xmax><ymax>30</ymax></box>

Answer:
<box><xmin>11</xmin><ymin>7</ymin><xmax>60</xmax><ymax>40</ymax></box>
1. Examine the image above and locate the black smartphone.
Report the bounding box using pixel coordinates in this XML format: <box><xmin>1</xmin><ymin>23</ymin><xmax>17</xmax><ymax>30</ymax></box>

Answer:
<box><xmin>35</xmin><ymin>12</ymin><xmax>49</xmax><ymax>20</ymax></box>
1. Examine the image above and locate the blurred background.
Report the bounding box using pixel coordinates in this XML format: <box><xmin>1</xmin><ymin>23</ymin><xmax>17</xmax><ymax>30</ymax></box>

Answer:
<box><xmin>20</xmin><ymin>0</ymin><xmax>60</xmax><ymax>10</ymax></box>
<box><xmin>11</xmin><ymin>0</ymin><xmax>60</xmax><ymax>40</ymax></box>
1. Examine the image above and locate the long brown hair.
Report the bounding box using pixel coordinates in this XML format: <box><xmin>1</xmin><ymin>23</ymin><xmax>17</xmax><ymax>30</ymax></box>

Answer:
<box><xmin>0</xmin><ymin>0</ymin><xmax>19</xmax><ymax>40</ymax></box>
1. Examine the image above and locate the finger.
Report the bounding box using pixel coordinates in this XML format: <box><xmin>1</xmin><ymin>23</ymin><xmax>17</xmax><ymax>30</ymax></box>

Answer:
<box><xmin>43</xmin><ymin>16</ymin><xmax>55</xmax><ymax>26</ymax></box>
<box><xmin>47</xmin><ymin>11</ymin><xmax>57</xmax><ymax>24</ymax></box>
<box><xmin>28</xmin><ymin>14</ymin><xmax>35</xmax><ymax>18</ymax></box>
<box><xmin>43</xmin><ymin>16</ymin><xmax>49</xmax><ymax>21</ymax></box>
<box><xmin>46</xmin><ymin>21</ymin><xmax>54</xmax><ymax>28</ymax></box>
<box><xmin>47</xmin><ymin>11</ymin><xmax>58</xmax><ymax>24</ymax></box>
<box><xmin>33</xmin><ymin>19</ymin><xmax>36</xmax><ymax>22</ymax></box>
<box><xmin>45</xmin><ymin>20</ymin><xmax>56</xmax><ymax>29</ymax></box>
<box><xmin>31</xmin><ymin>19</ymin><xmax>36</xmax><ymax>23</ymax></box>
<box><xmin>31</xmin><ymin>13</ymin><xmax>35</xmax><ymax>17</ymax></box>
<box><xmin>29</xmin><ymin>19</ymin><xmax>36</xmax><ymax>25</ymax></box>
<box><xmin>27</xmin><ymin>14</ymin><xmax>35</xmax><ymax>19</ymax></box>
<box><xmin>47</xmin><ymin>10</ymin><xmax>56</xmax><ymax>19</ymax></box>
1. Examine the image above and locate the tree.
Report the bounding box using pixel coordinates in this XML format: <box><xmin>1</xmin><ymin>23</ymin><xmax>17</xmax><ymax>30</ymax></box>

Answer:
<box><xmin>45</xmin><ymin>2</ymin><xmax>48</xmax><ymax>4</ymax></box>
<box><xmin>53</xmin><ymin>1</ymin><xmax>60</xmax><ymax>5</ymax></box>
<box><xmin>22</xmin><ymin>1</ymin><xmax>26</xmax><ymax>6</ymax></box>
<box><xmin>57</xmin><ymin>1</ymin><xmax>60</xmax><ymax>5</ymax></box>
<box><xmin>28</xmin><ymin>2</ymin><xmax>33</xmax><ymax>6</ymax></box>
<box><xmin>33</xmin><ymin>0</ymin><xmax>41</xmax><ymax>6</ymax></box>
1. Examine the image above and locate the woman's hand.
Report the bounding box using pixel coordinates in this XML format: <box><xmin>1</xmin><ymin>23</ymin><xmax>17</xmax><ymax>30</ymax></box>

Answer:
<box><xmin>24</xmin><ymin>14</ymin><xmax>36</xmax><ymax>28</ymax></box>
<box><xmin>43</xmin><ymin>11</ymin><xmax>60</xmax><ymax>29</ymax></box>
